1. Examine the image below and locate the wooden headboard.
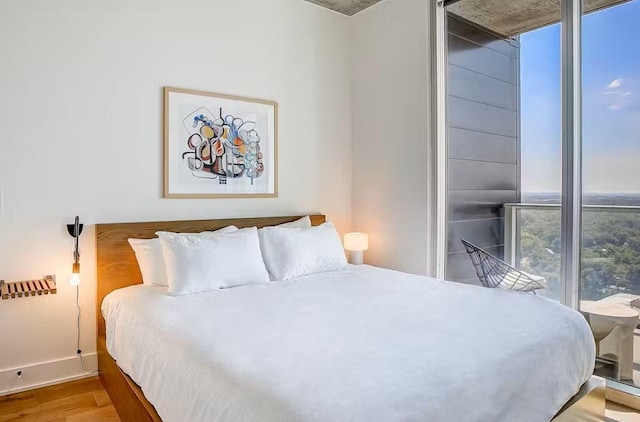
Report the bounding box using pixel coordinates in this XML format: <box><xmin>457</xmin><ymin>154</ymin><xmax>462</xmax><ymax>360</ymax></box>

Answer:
<box><xmin>96</xmin><ymin>215</ymin><xmax>326</xmax><ymax>336</ymax></box>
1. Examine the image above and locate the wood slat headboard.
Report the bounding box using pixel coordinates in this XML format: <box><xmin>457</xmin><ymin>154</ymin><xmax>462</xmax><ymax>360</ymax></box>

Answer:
<box><xmin>96</xmin><ymin>215</ymin><xmax>326</xmax><ymax>336</ymax></box>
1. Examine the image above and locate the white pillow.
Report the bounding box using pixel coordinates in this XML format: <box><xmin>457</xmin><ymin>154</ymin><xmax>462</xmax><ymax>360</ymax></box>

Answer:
<box><xmin>128</xmin><ymin>225</ymin><xmax>237</xmax><ymax>286</ymax></box>
<box><xmin>259</xmin><ymin>222</ymin><xmax>347</xmax><ymax>281</ymax></box>
<box><xmin>257</xmin><ymin>216</ymin><xmax>312</xmax><ymax>263</ymax></box>
<box><xmin>158</xmin><ymin>227</ymin><xmax>269</xmax><ymax>296</ymax></box>
<box><xmin>275</xmin><ymin>216</ymin><xmax>312</xmax><ymax>228</ymax></box>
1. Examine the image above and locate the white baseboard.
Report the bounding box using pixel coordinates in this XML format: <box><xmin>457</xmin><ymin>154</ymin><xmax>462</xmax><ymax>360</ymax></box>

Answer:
<box><xmin>0</xmin><ymin>353</ymin><xmax>98</xmax><ymax>396</ymax></box>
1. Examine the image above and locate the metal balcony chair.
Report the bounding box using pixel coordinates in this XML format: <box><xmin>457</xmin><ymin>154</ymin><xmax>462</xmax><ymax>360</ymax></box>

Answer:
<box><xmin>461</xmin><ymin>239</ymin><xmax>546</xmax><ymax>292</ymax></box>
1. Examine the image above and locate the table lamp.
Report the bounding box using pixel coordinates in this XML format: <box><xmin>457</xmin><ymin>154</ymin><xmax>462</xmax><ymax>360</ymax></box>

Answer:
<box><xmin>344</xmin><ymin>232</ymin><xmax>369</xmax><ymax>265</ymax></box>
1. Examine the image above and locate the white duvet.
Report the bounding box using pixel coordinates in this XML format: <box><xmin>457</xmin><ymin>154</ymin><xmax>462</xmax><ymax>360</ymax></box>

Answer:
<box><xmin>102</xmin><ymin>265</ymin><xmax>595</xmax><ymax>422</ymax></box>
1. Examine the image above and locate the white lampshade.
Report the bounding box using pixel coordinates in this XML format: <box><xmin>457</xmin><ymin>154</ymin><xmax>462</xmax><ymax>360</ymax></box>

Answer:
<box><xmin>344</xmin><ymin>232</ymin><xmax>369</xmax><ymax>251</ymax></box>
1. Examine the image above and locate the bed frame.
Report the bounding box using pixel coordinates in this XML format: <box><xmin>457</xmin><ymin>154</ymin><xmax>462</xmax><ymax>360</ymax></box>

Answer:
<box><xmin>95</xmin><ymin>214</ymin><xmax>606</xmax><ymax>422</ymax></box>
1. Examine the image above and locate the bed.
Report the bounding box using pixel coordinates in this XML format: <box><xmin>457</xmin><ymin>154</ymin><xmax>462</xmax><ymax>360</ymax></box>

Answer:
<box><xmin>96</xmin><ymin>215</ymin><xmax>606</xmax><ymax>422</ymax></box>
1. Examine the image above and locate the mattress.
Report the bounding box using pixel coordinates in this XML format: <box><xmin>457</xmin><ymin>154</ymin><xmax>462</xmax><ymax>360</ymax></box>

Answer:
<box><xmin>102</xmin><ymin>265</ymin><xmax>595</xmax><ymax>422</ymax></box>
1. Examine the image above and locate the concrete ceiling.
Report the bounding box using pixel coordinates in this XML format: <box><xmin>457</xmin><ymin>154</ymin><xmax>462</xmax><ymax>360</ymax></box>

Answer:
<box><xmin>448</xmin><ymin>0</ymin><xmax>630</xmax><ymax>37</ymax></box>
<box><xmin>304</xmin><ymin>0</ymin><xmax>383</xmax><ymax>16</ymax></box>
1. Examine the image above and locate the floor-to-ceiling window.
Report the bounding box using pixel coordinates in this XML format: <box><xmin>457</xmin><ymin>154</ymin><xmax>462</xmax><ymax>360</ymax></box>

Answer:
<box><xmin>517</xmin><ymin>0</ymin><xmax>640</xmax><ymax>389</ymax></box>
<box><xmin>441</xmin><ymin>0</ymin><xmax>640</xmax><ymax>393</ymax></box>
<box><xmin>580</xmin><ymin>0</ymin><xmax>640</xmax><ymax>387</ymax></box>
<box><xmin>443</xmin><ymin>0</ymin><xmax>566</xmax><ymax>301</ymax></box>
<box><xmin>444</xmin><ymin>14</ymin><xmax>520</xmax><ymax>284</ymax></box>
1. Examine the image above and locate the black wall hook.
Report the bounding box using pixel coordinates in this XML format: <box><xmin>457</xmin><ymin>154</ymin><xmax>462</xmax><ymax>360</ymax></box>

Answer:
<box><xmin>67</xmin><ymin>216</ymin><xmax>83</xmax><ymax>267</ymax></box>
<box><xmin>66</xmin><ymin>216</ymin><xmax>83</xmax><ymax>238</ymax></box>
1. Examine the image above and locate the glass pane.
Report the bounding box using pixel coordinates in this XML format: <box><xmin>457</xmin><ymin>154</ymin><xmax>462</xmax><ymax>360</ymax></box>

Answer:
<box><xmin>518</xmin><ymin>208</ymin><xmax>562</xmax><ymax>300</ymax></box>
<box><xmin>580</xmin><ymin>0</ymin><xmax>640</xmax><ymax>387</ymax></box>
<box><xmin>442</xmin><ymin>8</ymin><xmax>521</xmax><ymax>283</ymax></box>
<box><xmin>443</xmin><ymin>1</ymin><xmax>563</xmax><ymax>294</ymax></box>
<box><xmin>517</xmin><ymin>11</ymin><xmax>563</xmax><ymax>301</ymax></box>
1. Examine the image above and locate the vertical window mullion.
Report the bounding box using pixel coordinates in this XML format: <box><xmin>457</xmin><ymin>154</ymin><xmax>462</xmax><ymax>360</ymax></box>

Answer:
<box><xmin>560</xmin><ymin>0</ymin><xmax>583</xmax><ymax>309</ymax></box>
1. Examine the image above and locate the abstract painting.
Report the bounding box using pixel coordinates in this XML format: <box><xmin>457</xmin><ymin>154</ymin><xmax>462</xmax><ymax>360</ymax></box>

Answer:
<box><xmin>164</xmin><ymin>87</ymin><xmax>277</xmax><ymax>198</ymax></box>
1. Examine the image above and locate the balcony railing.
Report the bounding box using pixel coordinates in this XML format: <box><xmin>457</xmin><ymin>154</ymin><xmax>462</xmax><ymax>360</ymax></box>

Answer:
<box><xmin>504</xmin><ymin>203</ymin><xmax>640</xmax><ymax>301</ymax></box>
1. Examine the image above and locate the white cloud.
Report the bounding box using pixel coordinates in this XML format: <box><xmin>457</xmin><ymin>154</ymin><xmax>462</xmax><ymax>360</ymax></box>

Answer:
<box><xmin>601</xmin><ymin>79</ymin><xmax>632</xmax><ymax>110</ymax></box>
<box><xmin>607</xmin><ymin>78</ymin><xmax>623</xmax><ymax>89</ymax></box>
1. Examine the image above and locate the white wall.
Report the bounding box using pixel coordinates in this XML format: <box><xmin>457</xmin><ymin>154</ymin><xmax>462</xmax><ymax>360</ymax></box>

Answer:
<box><xmin>0</xmin><ymin>0</ymin><xmax>352</xmax><ymax>394</ymax></box>
<box><xmin>350</xmin><ymin>0</ymin><xmax>432</xmax><ymax>275</ymax></box>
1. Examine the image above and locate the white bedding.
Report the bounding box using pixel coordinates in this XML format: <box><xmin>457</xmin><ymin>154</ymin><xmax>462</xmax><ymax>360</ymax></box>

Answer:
<box><xmin>102</xmin><ymin>265</ymin><xmax>595</xmax><ymax>422</ymax></box>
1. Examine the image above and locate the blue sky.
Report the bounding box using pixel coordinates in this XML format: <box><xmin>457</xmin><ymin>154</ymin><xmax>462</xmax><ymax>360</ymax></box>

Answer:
<box><xmin>520</xmin><ymin>0</ymin><xmax>640</xmax><ymax>193</ymax></box>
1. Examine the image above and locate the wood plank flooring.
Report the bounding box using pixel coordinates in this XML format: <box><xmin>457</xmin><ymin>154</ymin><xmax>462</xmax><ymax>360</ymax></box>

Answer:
<box><xmin>608</xmin><ymin>401</ymin><xmax>640</xmax><ymax>422</ymax></box>
<box><xmin>1</xmin><ymin>375</ymin><xmax>640</xmax><ymax>422</ymax></box>
<box><xmin>0</xmin><ymin>376</ymin><xmax>120</xmax><ymax>422</ymax></box>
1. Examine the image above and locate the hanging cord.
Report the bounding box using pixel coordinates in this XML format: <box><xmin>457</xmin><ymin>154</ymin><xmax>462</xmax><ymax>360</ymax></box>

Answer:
<box><xmin>69</xmin><ymin>215</ymin><xmax>96</xmax><ymax>375</ymax></box>
<box><xmin>76</xmin><ymin>282</ymin><xmax>97</xmax><ymax>375</ymax></box>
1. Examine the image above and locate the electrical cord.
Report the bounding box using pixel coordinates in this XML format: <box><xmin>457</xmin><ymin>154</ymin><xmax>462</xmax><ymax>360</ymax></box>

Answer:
<box><xmin>76</xmin><ymin>284</ymin><xmax>97</xmax><ymax>375</ymax></box>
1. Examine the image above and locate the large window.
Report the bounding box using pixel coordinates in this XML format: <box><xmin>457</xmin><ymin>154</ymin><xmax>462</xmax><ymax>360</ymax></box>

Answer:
<box><xmin>518</xmin><ymin>0</ymin><xmax>640</xmax><ymax>387</ymax></box>
<box><xmin>581</xmin><ymin>0</ymin><xmax>640</xmax><ymax>300</ymax></box>
<box><xmin>581</xmin><ymin>0</ymin><xmax>640</xmax><ymax>386</ymax></box>
<box><xmin>442</xmin><ymin>0</ymin><xmax>640</xmax><ymax>391</ymax></box>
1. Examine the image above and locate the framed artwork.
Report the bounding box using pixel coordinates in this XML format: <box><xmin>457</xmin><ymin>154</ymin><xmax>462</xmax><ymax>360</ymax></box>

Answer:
<box><xmin>163</xmin><ymin>87</ymin><xmax>278</xmax><ymax>198</ymax></box>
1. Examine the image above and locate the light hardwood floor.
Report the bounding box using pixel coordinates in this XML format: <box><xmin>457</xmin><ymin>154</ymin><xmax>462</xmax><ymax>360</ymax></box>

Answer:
<box><xmin>0</xmin><ymin>376</ymin><xmax>120</xmax><ymax>422</ymax></box>
<box><xmin>608</xmin><ymin>401</ymin><xmax>640</xmax><ymax>422</ymax></box>
<box><xmin>1</xmin><ymin>376</ymin><xmax>639</xmax><ymax>422</ymax></box>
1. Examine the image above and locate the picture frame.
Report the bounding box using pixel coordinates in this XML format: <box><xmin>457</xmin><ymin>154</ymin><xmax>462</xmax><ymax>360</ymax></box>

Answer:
<box><xmin>163</xmin><ymin>87</ymin><xmax>278</xmax><ymax>198</ymax></box>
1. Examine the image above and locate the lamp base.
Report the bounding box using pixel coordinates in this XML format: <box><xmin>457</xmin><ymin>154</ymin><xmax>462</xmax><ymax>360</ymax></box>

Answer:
<box><xmin>348</xmin><ymin>250</ymin><xmax>364</xmax><ymax>265</ymax></box>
